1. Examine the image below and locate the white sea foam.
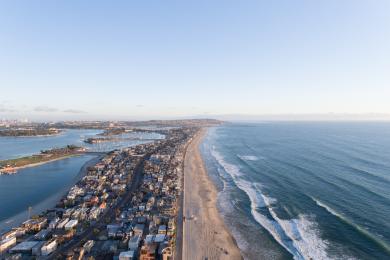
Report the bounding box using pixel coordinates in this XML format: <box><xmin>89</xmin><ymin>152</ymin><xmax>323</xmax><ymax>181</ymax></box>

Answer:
<box><xmin>238</xmin><ymin>155</ymin><xmax>263</xmax><ymax>161</ymax></box>
<box><xmin>211</xmin><ymin>148</ymin><xmax>334</xmax><ymax>260</ymax></box>
<box><xmin>273</xmin><ymin>214</ymin><xmax>331</xmax><ymax>260</ymax></box>
<box><xmin>217</xmin><ymin>181</ymin><xmax>251</xmax><ymax>253</ymax></box>
<box><xmin>312</xmin><ymin>198</ymin><xmax>344</xmax><ymax>220</ymax></box>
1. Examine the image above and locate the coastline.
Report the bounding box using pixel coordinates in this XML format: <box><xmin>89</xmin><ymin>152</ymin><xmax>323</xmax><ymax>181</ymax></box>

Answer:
<box><xmin>0</xmin><ymin>154</ymin><xmax>102</xmax><ymax>233</ymax></box>
<box><xmin>183</xmin><ymin>128</ymin><xmax>242</xmax><ymax>259</ymax></box>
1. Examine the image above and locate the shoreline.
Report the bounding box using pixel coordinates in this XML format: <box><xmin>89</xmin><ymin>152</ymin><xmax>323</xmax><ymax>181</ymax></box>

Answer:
<box><xmin>183</xmin><ymin>128</ymin><xmax>242</xmax><ymax>259</ymax></box>
<box><xmin>0</xmin><ymin>154</ymin><xmax>103</xmax><ymax>233</ymax></box>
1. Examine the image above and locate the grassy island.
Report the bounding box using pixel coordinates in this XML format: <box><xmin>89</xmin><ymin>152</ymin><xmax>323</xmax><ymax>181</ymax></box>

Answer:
<box><xmin>98</xmin><ymin>128</ymin><xmax>127</xmax><ymax>136</ymax></box>
<box><xmin>0</xmin><ymin>127</ymin><xmax>61</xmax><ymax>137</ymax></box>
<box><xmin>0</xmin><ymin>145</ymin><xmax>86</xmax><ymax>174</ymax></box>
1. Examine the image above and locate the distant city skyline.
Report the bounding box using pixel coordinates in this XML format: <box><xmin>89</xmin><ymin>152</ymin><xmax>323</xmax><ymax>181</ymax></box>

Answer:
<box><xmin>1</xmin><ymin>1</ymin><xmax>390</xmax><ymax>120</ymax></box>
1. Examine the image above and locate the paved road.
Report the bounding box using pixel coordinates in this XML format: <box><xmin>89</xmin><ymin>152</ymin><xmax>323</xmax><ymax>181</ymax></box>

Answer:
<box><xmin>175</xmin><ymin>135</ymin><xmax>195</xmax><ymax>260</ymax></box>
<box><xmin>174</xmin><ymin>159</ymin><xmax>185</xmax><ymax>260</ymax></box>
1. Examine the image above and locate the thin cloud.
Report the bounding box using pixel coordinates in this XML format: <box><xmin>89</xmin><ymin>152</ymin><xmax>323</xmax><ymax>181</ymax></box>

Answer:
<box><xmin>136</xmin><ymin>105</ymin><xmax>144</xmax><ymax>108</ymax></box>
<box><xmin>34</xmin><ymin>106</ymin><xmax>58</xmax><ymax>112</ymax></box>
<box><xmin>0</xmin><ymin>107</ymin><xmax>17</xmax><ymax>113</ymax></box>
<box><xmin>63</xmin><ymin>109</ymin><xmax>87</xmax><ymax>114</ymax></box>
<box><xmin>0</xmin><ymin>103</ymin><xmax>17</xmax><ymax>113</ymax></box>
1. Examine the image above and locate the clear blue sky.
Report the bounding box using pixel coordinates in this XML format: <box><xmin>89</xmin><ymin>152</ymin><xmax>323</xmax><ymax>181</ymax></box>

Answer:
<box><xmin>0</xmin><ymin>0</ymin><xmax>389</xmax><ymax>120</ymax></box>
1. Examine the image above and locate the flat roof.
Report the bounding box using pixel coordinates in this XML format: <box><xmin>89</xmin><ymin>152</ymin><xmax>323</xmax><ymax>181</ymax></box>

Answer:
<box><xmin>119</xmin><ymin>250</ymin><xmax>135</xmax><ymax>257</ymax></box>
<box><xmin>133</xmin><ymin>224</ymin><xmax>144</xmax><ymax>230</ymax></box>
<box><xmin>66</xmin><ymin>219</ymin><xmax>78</xmax><ymax>225</ymax></box>
<box><xmin>11</xmin><ymin>241</ymin><xmax>40</xmax><ymax>251</ymax></box>
<box><xmin>128</xmin><ymin>235</ymin><xmax>141</xmax><ymax>243</ymax></box>
<box><xmin>155</xmin><ymin>234</ymin><xmax>166</xmax><ymax>243</ymax></box>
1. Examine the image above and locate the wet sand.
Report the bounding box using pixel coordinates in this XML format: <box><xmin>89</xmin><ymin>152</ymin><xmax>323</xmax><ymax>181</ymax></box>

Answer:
<box><xmin>183</xmin><ymin>128</ymin><xmax>242</xmax><ymax>260</ymax></box>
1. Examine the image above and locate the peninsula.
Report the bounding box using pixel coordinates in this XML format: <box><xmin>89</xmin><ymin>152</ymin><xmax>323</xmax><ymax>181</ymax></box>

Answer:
<box><xmin>0</xmin><ymin>119</ymin><xmax>236</xmax><ymax>260</ymax></box>
<box><xmin>97</xmin><ymin>128</ymin><xmax>127</xmax><ymax>136</ymax></box>
<box><xmin>84</xmin><ymin>136</ymin><xmax>157</xmax><ymax>144</ymax></box>
<box><xmin>0</xmin><ymin>128</ymin><xmax>61</xmax><ymax>137</ymax></box>
<box><xmin>0</xmin><ymin>145</ymin><xmax>86</xmax><ymax>174</ymax></box>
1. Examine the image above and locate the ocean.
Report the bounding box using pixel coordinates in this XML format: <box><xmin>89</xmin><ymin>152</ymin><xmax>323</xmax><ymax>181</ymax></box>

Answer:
<box><xmin>201</xmin><ymin>122</ymin><xmax>390</xmax><ymax>260</ymax></box>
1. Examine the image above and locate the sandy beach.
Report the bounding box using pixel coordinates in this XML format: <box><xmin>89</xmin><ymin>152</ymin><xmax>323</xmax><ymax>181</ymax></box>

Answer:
<box><xmin>183</xmin><ymin>128</ymin><xmax>242</xmax><ymax>260</ymax></box>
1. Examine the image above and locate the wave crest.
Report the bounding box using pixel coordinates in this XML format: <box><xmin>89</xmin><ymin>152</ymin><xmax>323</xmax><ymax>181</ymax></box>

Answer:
<box><xmin>312</xmin><ymin>197</ymin><xmax>390</xmax><ymax>254</ymax></box>
<box><xmin>238</xmin><ymin>155</ymin><xmax>264</xmax><ymax>161</ymax></box>
<box><xmin>211</xmin><ymin>148</ymin><xmax>333</xmax><ymax>260</ymax></box>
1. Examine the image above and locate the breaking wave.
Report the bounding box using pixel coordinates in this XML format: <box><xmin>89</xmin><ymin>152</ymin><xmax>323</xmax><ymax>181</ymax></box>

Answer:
<box><xmin>211</xmin><ymin>148</ymin><xmax>333</xmax><ymax>260</ymax></box>
<box><xmin>238</xmin><ymin>155</ymin><xmax>264</xmax><ymax>161</ymax></box>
